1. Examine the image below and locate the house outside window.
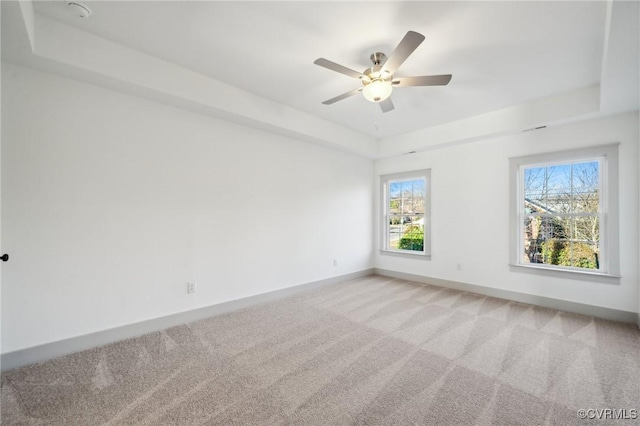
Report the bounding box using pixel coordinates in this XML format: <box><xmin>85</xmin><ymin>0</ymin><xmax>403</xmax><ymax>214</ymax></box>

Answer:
<box><xmin>381</xmin><ymin>170</ymin><xmax>431</xmax><ymax>257</ymax></box>
<box><xmin>510</xmin><ymin>144</ymin><xmax>619</xmax><ymax>277</ymax></box>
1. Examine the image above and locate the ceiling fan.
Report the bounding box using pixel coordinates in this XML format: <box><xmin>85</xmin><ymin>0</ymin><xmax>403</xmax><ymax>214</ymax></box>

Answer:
<box><xmin>314</xmin><ymin>31</ymin><xmax>452</xmax><ymax>113</ymax></box>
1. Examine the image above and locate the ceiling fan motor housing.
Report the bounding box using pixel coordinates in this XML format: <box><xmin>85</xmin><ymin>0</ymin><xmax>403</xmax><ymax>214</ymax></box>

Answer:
<box><xmin>370</xmin><ymin>52</ymin><xmax>387</xmax><ymax>66</ymax></box>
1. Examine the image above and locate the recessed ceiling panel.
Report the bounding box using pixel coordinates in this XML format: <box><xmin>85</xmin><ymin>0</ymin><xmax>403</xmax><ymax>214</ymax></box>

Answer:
<box><xmin>34</xmin><ymin>1</ymin><xmax>607</xmax><ymax>139</ymax></box>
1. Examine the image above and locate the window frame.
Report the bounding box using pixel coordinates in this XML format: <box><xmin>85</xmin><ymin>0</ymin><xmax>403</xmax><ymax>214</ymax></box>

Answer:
<box><xmin>509</xmin><ymin>144</ymin><xmax>620</xmax><ymax>279</ymax></box>
<box><xmin>380</xmin><ymin>169</ymin><xmax>431</xmax><ymax>259</ymax></box>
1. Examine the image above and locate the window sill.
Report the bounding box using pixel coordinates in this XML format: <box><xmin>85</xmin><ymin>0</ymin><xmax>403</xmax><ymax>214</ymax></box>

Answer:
<box><xmin>380</xmin><ymin>250</ymin><xmax>431</xmax><ymax>260</ymax></box>
<box><xmin>509</xmin><ymin>263</ymin><xmax>621</xmax><ymax>283</ymax></box>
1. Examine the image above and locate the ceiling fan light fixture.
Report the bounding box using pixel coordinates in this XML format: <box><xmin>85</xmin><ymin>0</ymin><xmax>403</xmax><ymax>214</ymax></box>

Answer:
<box><xmin>362</xmin><ymin>80</ymin><xmax>393</xmax><ymax>103</ymax></box>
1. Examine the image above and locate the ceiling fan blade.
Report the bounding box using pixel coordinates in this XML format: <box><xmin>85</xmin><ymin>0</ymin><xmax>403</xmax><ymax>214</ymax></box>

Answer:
<box><xmin>322</xmin><ymin>87</ymin><xmax>363</xmax><ymax>105</ymax></box>
<box><xmin>392</xmin><ymin>75</ymin><xmax>452</xmax><ymax>87</ymax></box>
<box><xmin>314</xmin><ymin>58</ymin><xmax>364</xmax><ymax>79</ymax></box>
<box><xmin>380</xmin><ymin>31</ymin><xmax>425</xmax><ymax>75</ymax></box>
<box><xmin>379</xmin><ymin>98</ymin><xmax>395</xmax><ymax>113</ymax></box>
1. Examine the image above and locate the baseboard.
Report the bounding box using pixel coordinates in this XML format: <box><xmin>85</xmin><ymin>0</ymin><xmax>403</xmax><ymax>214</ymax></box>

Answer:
<box><xmin>375</xmin><ymin>268</ymin><xmax>639</xmax><ymax>324</ymax></box>
<box><xmin>1</xmin><ymin>269</ymin><xmax>375</xmax><ymax>372</ymax></box>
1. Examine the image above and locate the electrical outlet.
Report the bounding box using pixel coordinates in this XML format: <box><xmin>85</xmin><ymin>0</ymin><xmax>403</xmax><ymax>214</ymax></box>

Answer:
<box><xmin>333</xmin><ymin>258</ymin><xmax>338</xmax><ymax>267</ymax></box>
<box><xmin>187</xmin><ymin>282</ymin><xmax>196</xmax><ymax>294</ymax></box>
<box><xmin>456</xmin><ymin>263</ymin><xmax>462</xmax><ymax>271</ymax></box>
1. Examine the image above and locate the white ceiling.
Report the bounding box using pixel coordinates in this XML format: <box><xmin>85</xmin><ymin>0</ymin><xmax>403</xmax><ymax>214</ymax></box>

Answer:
<box><xmin>2</xmin><ymin>0</ymin><xmax>637</xmax><ymax>157</ymax></box>
<box><xmin>31</xmin><ymin>1</ymin><xmax>610</xmax><ymax>139</ymax></box>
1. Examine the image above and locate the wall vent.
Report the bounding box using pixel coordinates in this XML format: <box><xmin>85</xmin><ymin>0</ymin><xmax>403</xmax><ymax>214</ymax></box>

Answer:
<box><xmin>522</xmin><ymin>125</ymin><xmax>547</xmax><ymax>133</ymax></box>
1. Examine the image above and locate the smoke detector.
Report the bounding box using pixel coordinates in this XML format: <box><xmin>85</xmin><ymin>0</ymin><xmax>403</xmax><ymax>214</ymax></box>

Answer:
<box><xmin>67</xmin><ymin>2</ymin><xmax>92</xmax><ymax>18</ymax></box>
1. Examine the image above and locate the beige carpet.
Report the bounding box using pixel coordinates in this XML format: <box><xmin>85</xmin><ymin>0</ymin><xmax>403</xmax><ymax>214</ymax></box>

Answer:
<box><xmin>2</xmin><ymin>275</ymin><xmax>639</xmax><ymax>425</ymax></box>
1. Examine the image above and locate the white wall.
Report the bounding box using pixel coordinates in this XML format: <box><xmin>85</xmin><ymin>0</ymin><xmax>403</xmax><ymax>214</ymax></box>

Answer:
<box><xmin>2</xmin><ymin>60</ymin><xmax>637</xmax><ymax>356</ymax></box>
<box><xmin>375</xmin><ymin>111</ymin><xmax>640</xmax><ymax>313</ymax></box>
<box><xmin>1</xmin><ymin>63</ymin><xmax>374</xmax><ymax>353</ymax></box>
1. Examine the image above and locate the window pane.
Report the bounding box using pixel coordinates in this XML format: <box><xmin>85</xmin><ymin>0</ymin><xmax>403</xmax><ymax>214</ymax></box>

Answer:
<box><xmin>522</xmin><ymin>215</ymin><xmax>600</xmax><ymax>270</ymax></box>
<box><xmin>523</xmin><ymin>216</ymin><xmax>570</xmax><ymax>265</ymax></box>
<box><xmin>412</xmin><ymin>180</ymin><xmax>425</xmax><ymax>213</ymax></box>
<box><xmin>545</xmin><ymin>165</ymin><xmax>571</xmax><ymax>213</ymax></box>
<box><xmin>389</xmin><ymin>182</ymin><xmax>402</xmax><ymax>198</ymax></box>
<box><xmin>572</xmin><ymin>161</ymin><xmax>599</xmax><ymax>191</ymax></box>
<box><xmin>387</xmin><ymin>177</ymin><xmax>426</xmax><ymax>253</ymax></box>
<box><xmin>524</xmin><ymin>165</ymin><xmax>572</xmax><ymax>214</ymax></box>
<box><xmin>398</xmin><ymin>225</ymin><xmax>424</xmax><ymax>252</ymax></box>
<box><xmin>572</xmin><ymin>189</ymin><xmax>599</xmax><ymax>213</ymax></box>
<box><xmin>524</xmin><ymin>166</ymin><xmax>546</xmax><ymax>209</ymax></box>
<box><xmin>410</xmin><ymin>215</ymin><xmax>425</xmax><ymax>227</ymax></box>
<box><xmin>389</xmin><ymin>197</ymin><xmax>401</xmax><ymax>214</ymax></box>
<box><xmin>402</xmin><ymin>203</ymin><xmax>413</xmax><ymax>215</ymax></box>
<box><xmin>572</xmin><ymin>161</ymin><xmax>599</xmax><ymax>213</ymax></box>
<box><xmin>530</xmin><ymin>216</ymin><xmax>570</xmax><ymax>240</ymax></box>
<box><xmin>540</xmin><ymin>239</ymin><xmax>571</xmax><ymax>266</ymax></box>
<box><xmin>545</xmin><ymin>193</ymin><xmax>571</xmax><ymax>214</ymax></box>
<box><xmin>523</xmin><ymin>238</ymin><xmax>543</xmax><ymax>264</ymax></box>
<box><xmin>523</xmin><ymin>216</ymin><xmax>562</xmax><ymax>238</ymax></box>
<box><xmin>572</xmin><ymin>216</ymin><xmax>599</xmax><ymax>244</ymax></box>
<box><xmin>567</xmin><ymin>241</ymin><xmax>599</xmax><ymax>269</ymax></box>
<box><xmin>523</xmin><ymin>216</ymin><xmax>540</xmax><ymax>239</ymax></box>
<box><xmin>388</xmin><ymin>215</ymin><xmax>402</xmax><ymax>249</ymax></box>
<box><xmin>524</xmin><ymin>162</ymin><xmax>600</xmax><ymax>214</ymax></box>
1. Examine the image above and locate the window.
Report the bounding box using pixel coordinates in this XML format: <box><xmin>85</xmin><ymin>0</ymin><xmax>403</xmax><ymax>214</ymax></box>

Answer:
<box><xmin>381</xmin><ymin>170</ymin><xmax>430</xmax><ymax>257</ymax></box>
<box><xmin>510</xmin><ymin>144</ymin><xmax>619</xmax><ymax>277</ymax></box>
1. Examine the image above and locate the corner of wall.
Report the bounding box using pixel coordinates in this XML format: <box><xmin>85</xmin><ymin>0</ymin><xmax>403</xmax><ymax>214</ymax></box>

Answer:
<box><xmin>17</xmin><ymin>0</ymin><xmax>36</xmax><ymax>51</ymax></box>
